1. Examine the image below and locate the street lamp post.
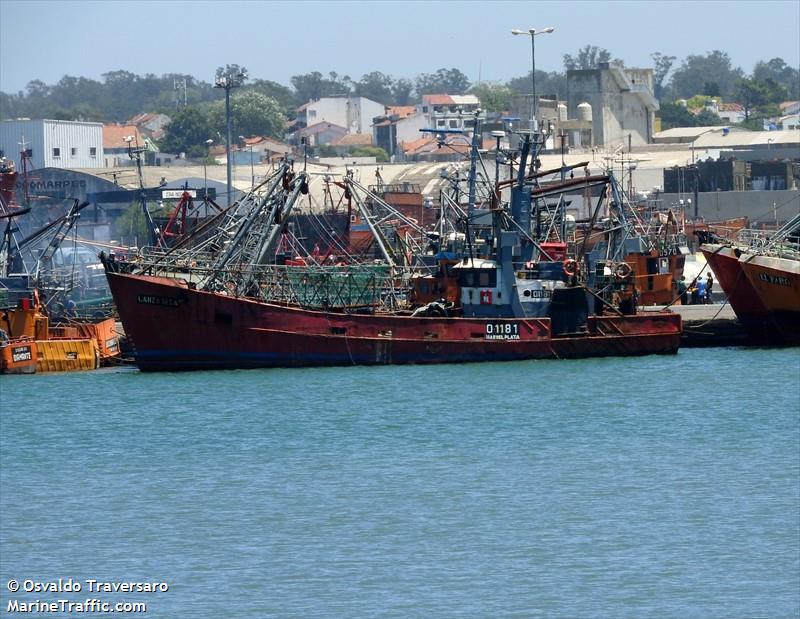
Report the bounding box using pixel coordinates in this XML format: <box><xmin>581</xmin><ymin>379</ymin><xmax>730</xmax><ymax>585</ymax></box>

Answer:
<box><xmin>511</xmin><ymin>27</ymin><xmax>555</xmax><ymax>133</ymax></box>
<box><xmin>214</xmin><ymin>68</ymin><xmax>246</xmax><ymax>205</ymax></box>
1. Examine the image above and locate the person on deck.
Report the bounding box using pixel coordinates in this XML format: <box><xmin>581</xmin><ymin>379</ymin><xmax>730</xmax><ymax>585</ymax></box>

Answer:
<box><xmin>706</xmin><ymin>272</ymin><xmax>714</xmax><ymax>303</ymax></box>
<box><xmin>696</xmin><ymin>276</ymin><xmax>707</xmax><ymax>305</ymax></box>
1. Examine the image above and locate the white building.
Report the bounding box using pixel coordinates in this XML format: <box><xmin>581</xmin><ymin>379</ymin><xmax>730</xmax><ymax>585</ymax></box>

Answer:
<box><xmin>299</xmin><ymin>96</ymin><xmax>385</xmax><ymax>135</ymax></box>
<box><xmin>418</xmin><ymin>94</ymin><xmax>481</xmax><ymax>132</ymax></box>
<box><xmin>705</xmin><ymin>100</ymin><xmax>746</xmax><ymax>124</ymax></box>
<box><xmin>0</xmin><ymin>119</ymin><xmax>104</xmax><ymax>169</ymax></box>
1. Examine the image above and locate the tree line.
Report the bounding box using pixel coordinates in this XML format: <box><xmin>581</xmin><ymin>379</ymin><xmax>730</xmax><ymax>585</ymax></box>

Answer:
<box><xmin>1</xmin><ymin>48</ymin><xmax>797</xmax><ymax>157</ymax></box>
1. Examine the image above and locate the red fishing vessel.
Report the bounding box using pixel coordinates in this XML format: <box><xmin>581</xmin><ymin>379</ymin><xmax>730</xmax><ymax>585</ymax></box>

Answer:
<box><xmin>103</xmin><ymin>121</ymin><xmax>681</xmax><ymax>372</ymax></box>
<box><xmin>739</xmin><ymin>252</ymin><xmax>800</xmax><ymax>346</ymax></box>
<box><xmin>700</xmin><ymin>214</ymin><xmax>800</xmax><ymax>345</ymax></box>
<box><xmin>700</xmin><ymin>244</ymin><xmax>775</xmax><ymax>343</ymax></box>
<box><xmin>104</xmin><ymin>269</ymin><xmax>680</xmax><ymax>371</ymax></box>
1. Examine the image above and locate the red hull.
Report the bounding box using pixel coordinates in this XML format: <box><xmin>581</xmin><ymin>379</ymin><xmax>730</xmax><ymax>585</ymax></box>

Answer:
<box><xmin>700</xmin><ymin>245</ymin><xmax>800</xmax><ymax>345</ymax></box>
<box><xmin>107</xmin><ymin>272</ymin><xmax>681</xmax><ymax>371</ymax></box>
<box><xmin>739</xmin><ymin>253</ymin><xmax>800</xmax><ymax>346</ymax></box>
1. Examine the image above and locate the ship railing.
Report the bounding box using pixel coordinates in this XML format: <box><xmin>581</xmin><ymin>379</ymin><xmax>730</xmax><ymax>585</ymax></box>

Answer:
<box><xmin>186</xmin><ymin>263</ymin><xmax>397</xmax><ymax>310</ymax></box>
<box><xmin>736</xmin><ymin>228</ymin><xmax>772</xmax><ymax>247</ymax></box>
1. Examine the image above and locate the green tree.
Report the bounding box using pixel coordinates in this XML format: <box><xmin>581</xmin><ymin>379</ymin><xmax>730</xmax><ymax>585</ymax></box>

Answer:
<box><xmin>391</xmin><ymin>78</ymin><xmax>414</xmax><ymax>105</ymax></box>
<box><xmin>651</xmin><ymin>52</ymin><xmax>676</xmax><ymax>100</ymax></box>
<box><xmin>159</xmin><ymin>106</ymin><xmax>214</xmax><ymax>157</ymax></box>
<box><xmin>736</xmin><ymin>78</ymin><xmax>787</xmax><ymax>121</ymax></box>
<box><xmin>113</xmin><ymin>203</ymin><xmax>161</xmax><ymax>247</ymax></box>
<box><xmin>248</xmin><ymin>79</ymin><xmax>296</xmax><ymax>112</ymax></box>
<box><xmin>752</xmin><ymin>58</ymin><xmax>799</xmax><ymax>100</ymax></box>
<box><xmin>469</xmin><ymin>82</ymin><xmax>513</xmax><ymax>112</ymax></box>
<box><xmin>208</xmin><ymin>91</ymin><xmax>286</xmax><ymax>139</ymax></box>
<box><xmin>658</xmin><ymin>101</ymin><xmax>698</xmax><ymax>129</ymax></box>
<box><xmin>415</xmin><ymin>68</ymin><xmax>470</xmax><ymax>95</ymax></box>
<box><xmin>349</xmin><ymin>146</ymin><xmax>389</xmax><ymax>162</ymax></box>
<box><xmin>695</xmin><ymin>108</ymin><xmax>723</xmax><ymax>126</ymax></box>
<box><xmin>507</xmin><ymin>71</ymin><xmax>567</xmax><ymax>100</ymax></box>
<box><xmin>668</xmin><ymin>51</ymin><xmax>744</xmax><ymax>99</ymax></box>
<box><xmin>290</xmin><ymin>71</ymin><xmax>352</xmax><ymax>104</ymax></box>
<box><xmin>738</xmin><ymin>78</ymin><xmax>768</xmax><ymax>121</ymax></box>
<box><xmin>354</xmin><ymin>72</ymin><xmax>395</xmax><ymax>105</ymax></box>
<box><xmin>563</xmin><ymin>45</ymin><xmax>612</xmax><ymax>70</ymax></box>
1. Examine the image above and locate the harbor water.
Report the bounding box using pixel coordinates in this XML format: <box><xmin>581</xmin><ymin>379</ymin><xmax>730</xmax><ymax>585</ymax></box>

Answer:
<box><xmin>1</xmin><ymin>348</ymin><xmax>798</xmax><ymax>618</ymax></box>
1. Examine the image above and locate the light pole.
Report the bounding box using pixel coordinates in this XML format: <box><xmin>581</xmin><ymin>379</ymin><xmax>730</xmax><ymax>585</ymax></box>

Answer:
<box><xmin>239</xmin><ymin>135</ymin><xmax>255</xmax><ymax>187</ymax></box>
<box><xmin>511</xmin><ymin>27</ymin><xmax>555</xmax><ymax>133</ymax></box>
<box><xmin>214</xmin><ymin>68</ymin><xmax>246</xmax><ymax>205</ymax></box>
<box><xmin>203</xmin><ymin>138</ymin><xmax>214</xmax><ymax>200</ymax></box>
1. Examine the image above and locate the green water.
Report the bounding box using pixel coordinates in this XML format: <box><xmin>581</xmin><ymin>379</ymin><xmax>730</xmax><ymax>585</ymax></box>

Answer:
<box><xmin>1</xmin><ymin>348</ymin><xmax>798</xmax><ymax>618</ymax></box>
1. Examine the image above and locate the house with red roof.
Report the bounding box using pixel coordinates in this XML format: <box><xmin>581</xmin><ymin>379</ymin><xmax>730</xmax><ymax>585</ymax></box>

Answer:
<box><xmin>418</xmin><ymin>94</ymin><xmax>481</xmax><ymax>132</ymax></box>
<box><xmin>103</xmin><ymin>124</ymin><xmax>147</xmax><ymax>167</ymax></box>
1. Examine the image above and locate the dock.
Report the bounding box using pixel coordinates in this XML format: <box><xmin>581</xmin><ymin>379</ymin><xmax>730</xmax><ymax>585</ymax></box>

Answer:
<box><xmin>640</xmin><ymin>303</ymin><xmax>748</xmax><ymax>347</ymax></box>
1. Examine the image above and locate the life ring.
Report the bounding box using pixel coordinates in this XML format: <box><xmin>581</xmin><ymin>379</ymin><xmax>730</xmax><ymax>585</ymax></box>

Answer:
<box><xmin>614</xmin><ymin>262</ymin><xmax>632</xmax><ymax>279</ymax></box>
<box><xmin>563</xmin><ymin>259</ymin><xmax>578</xmax><ymax>277</ymax></box>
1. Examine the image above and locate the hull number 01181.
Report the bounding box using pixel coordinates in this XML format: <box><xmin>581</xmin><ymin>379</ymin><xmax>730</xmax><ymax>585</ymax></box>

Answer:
<box><xmin>485</xmin><ymin>323</ymin><xmax>520</xmax><ymax>340</ymax></box>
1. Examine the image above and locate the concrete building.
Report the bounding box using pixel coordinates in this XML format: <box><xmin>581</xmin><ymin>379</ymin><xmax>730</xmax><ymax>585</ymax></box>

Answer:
<box><xmin>566</xmin><ymin>63</ymin><xmax>658</xmax><ymax>148</ymax></box>
<box><xmin>297</xmin><ymin>96</ymin><xmax>385</xmax><ymax>135</ymax></box>
<box><xmin>418</xmin><ymin>94</ymin><xmax>481</xmax><ymax>132</ymax></box>
<box><xmin>297</xmin><ymin>122</ymin><xmax>347</xmax><ymax>147</ymax></box>
<box><xmin>128</xmin><ymin>113</ymin><xmax>171</xmax><ymax>141</ymax></box>
<box><xmin>705</xmin><ymin>100</ymin><xmax>746</xmax><ymax>124</ymax></box>
<box><xmin>232</xmin><ymin>136</ymin><xmax>291</xmax><ymax>166</ymax></box>
<box><xmin>0</xmin><ymin>119</ymin><xmax>104</xmax><ymax>170</ymax></box>
<box><xmin>372</xmin><ymin>106</ymin><xmax>427</xmax><ymax>159</ymax></box>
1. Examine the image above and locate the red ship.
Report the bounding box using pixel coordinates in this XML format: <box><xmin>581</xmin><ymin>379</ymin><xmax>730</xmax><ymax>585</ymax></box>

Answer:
<box><xmin>700</xmin><ymin>244</ymin><xmax>776</xmax><ymax>343</ymax></box>
<box><xmin>104</xmin><ymin>269</ymin><xmax>679</xmax><ymax>371</ymax></box>
<box><xmin>103</xmin><ymin>121</ymin><xmax>682</xmax><ymax>372</ymax></box>
<box><xmin>700</xmin><ymin>214</ymin><xmax>800</xmax><ymax>346</ymax></box>
<box><xmin>739</xmin><ymin>252</ymin><xmax>799</xmax><ymax>346</ymax></box>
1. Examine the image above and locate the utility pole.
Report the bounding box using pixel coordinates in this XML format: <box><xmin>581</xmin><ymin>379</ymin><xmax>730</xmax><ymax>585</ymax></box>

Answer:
<box><xmin>214</xmin><ymin>66</ymin><xmax>247</xmax><ymax>206</ymax></box>
<box><xmin>174</xmin><ymin>78</ymin><xmax>187</xmax><ymax>106</ymax></box>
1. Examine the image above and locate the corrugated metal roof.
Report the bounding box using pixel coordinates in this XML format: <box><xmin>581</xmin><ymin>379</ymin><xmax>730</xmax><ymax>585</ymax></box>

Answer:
<box><xmin>693</xmin><ymin>128</ymin><xmax>800</xmax><ymax>148</ymax></box>
<box><xmin>652</xmin><ymin>126</ymin><xmax>746</xmax><ymax>140</ymax></box>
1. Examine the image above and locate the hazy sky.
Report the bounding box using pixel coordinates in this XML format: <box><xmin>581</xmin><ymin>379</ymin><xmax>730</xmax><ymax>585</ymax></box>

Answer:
<box><xmin>1</xmin><ymin>0</ymin><xmax>798</xmax><ymax>93</ymax></box>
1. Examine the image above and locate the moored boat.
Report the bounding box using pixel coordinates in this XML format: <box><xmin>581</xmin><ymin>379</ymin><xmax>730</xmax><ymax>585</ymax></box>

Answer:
<box><xmin>700</xmin><ymin>243</ymin><xmax>776</xmax><ymax>343</ymax></box>
<box><xmin>103</xmin><ymin>117</ymin><xmax>681</xmax><ymax>372</ymax></box>
<box><xmin>0</xmin><ymin>334</ymin><xmax>36</xmax><ymax>374</ymax></box>
<box><xmin>104</xmin><ymin>269</ymin><xmax>680</xmax><ymax>372</ymax></box>
<box><xmin>0</xmin><ymin>292</ymin><xmax>120</xmax><ymax>373</ymax></box>
<box><xmin>738</xmin><ymin>251</ymin><xmax>800</xmax><ymax>346</ymax></box>
<box><xmin>701</xmin><ymin>213</ymin><xmax>800</xmax><ymax>346</ymax></box>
